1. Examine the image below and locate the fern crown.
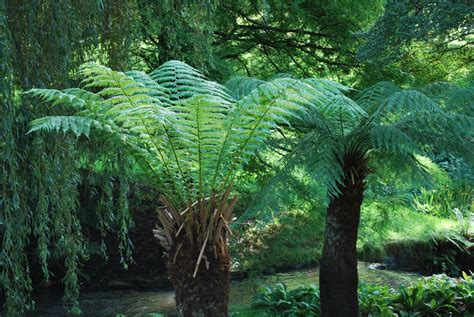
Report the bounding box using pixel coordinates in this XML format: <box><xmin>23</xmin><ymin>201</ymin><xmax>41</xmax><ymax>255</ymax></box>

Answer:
<box><xmin>28</xmin><ymin>60</ymin><xmax>341</xmax><ymax>209</ymax></box>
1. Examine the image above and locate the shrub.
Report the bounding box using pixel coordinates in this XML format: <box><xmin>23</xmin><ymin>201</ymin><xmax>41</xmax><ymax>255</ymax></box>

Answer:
<box><xmin>394</xmin><ymin>273</ymin><xmax>474</xmax><ymax>316</ymax></box>
<box><xmin>232</xmin><ymin>209</ymin><xmax>325</xmax><ymax>274</ymax></box>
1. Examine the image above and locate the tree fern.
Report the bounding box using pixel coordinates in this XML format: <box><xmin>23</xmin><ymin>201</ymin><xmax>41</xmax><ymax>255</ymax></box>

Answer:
<box><xmin>235</xmin><ymin>79</ymin><xmax>474</xmax><ymax>316</ymax></box>
<box><xmin>28</xmin><ymin>116</ymin><xmax>103</xmax><ymax>138</ymax></box>
<box><xmin>225</xmin><ymin>76</ymin><xmax>266</xmax><ymax>100</ymax></box>
<box><xmin>28</xmin><ymin>61</ymin><xmax>339</xmax><ymax>279</ymax></box>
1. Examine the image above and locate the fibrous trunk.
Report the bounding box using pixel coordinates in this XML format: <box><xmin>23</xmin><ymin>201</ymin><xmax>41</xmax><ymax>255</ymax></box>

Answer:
<box><xmin>154</xmin><ymin>188</ymin><xmax>236</xmax><ymax>317</ymax></box>
<box><xmin>169</xmin><ymin>233</ymin><xmax>230</xmax><ymax>316</ymax></box>
<box><xmin>319</xmin><ymin>152</ymin><xmax>367</xmax><ymax>317</ymax></box>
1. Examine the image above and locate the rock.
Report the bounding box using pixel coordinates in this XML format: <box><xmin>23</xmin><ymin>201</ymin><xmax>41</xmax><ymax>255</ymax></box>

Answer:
<box><xmin>368</xmin><ymin>263</ymin><xmax>387</xmax><ymax>270</ymax></box>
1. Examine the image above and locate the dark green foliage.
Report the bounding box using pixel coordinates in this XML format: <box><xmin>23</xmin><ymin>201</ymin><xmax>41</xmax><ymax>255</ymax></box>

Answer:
<box><xmin>136</xmin><ymin>0</ymin><xmax>218</xmax><ymax>73</ymax></box>
<box><xmin>6</xmin><ymin>0</ymin><xmax>138</xmax><ymax>87</ymax></box>
<box><xmin>0</xmin><ymin>14</ymin><xmax>134</xmax><ymax>311</ymax></box>
<box><xmin>215</xmin><ymin>0</ymin><xmax>385</xmax><ymax>79</ymax></box>
<box><xmin>1</xmin><ymin>4</ymin><xmax>139</xmax><ymax>314</ymax></box>
<box><xmin>251</xmin><ymin>273</ymin><xmax>474</xmax><ymax>316</ymax></box>
<box><xmin>357</xmin><ymin>0</ymin><xmax>474</xmax><ymax>85</ymax></box>
<box><xmin>0</xmin><ymin>2</ymin><xmax>34</xmax><ymax>313</ymax></box>
<box><xmin>359</xmin><ymin>0</ymin><xmax>473</xmax><ymax>64</ymax></box>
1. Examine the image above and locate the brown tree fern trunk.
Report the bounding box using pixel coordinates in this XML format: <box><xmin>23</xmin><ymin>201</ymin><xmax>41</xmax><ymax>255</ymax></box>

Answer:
<box><xmin>154</xmin><ymin>193</ymin><xmax>236</xmax><ymax>317</ymax></box>
<box><xmin>169</xmin><ymin>236</ymin><xmax>230</xmax><ymax>317</ymax></box>
<box><xmin>319</xmin><ymin>152</ymin><xmax>367</xmax><ymax>317</ymax></box>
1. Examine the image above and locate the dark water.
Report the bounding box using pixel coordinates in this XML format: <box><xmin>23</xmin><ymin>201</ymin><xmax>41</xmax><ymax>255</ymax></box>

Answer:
<box><xmin>28</xmin><ymin>262</ymin><xmax>420</xmax><ymax>316</ymax></box>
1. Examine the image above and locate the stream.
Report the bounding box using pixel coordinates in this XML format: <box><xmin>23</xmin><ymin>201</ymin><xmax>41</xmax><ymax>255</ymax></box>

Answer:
<box><xmin>27</xmin><ymin>262</ymin><xmax>420</xmax><ymax>316</ymax></box>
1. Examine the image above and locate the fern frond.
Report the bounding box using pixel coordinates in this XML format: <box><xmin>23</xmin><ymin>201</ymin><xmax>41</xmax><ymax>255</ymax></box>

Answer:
<box><xmin>28</xmin><ymin>116</ymin><xmax>103</xmax><ymax>138</ymax></box>
<box><xmin>225</xmin><ymin>76</ymin><xmax>266</xmax><ymax>100</ymax></box>
<box><xmin>62</xmin><ymin>88</ymin><xmax>103</xmax><ymax>102</ymax></box>
<box><xmin>419</xmin><ymin>82</ymin><xmax>458</xmax><ymax>99</ymax></box>
<box><xmin>79</xmin><ymin>62</ymin><xmax>171</xmax><ymax>128</ymax></box>
<box><xmin>370</xmin><ymin>124</ymin><xmax>420</xmax><ymax>156</ymax></box>
<box><xmin>217</xmin><ymin>79</ymin><xmax>310</xmax><ymax>189</ymax></box>
<box><xmin>355</xmin><ymin>81</ymin><xmax>401</xmax><ymax>115</ymax></box>
<box><xmin>218</xmin><ymin>78</ymin><xmax>342</xmax><ymax>190</ymax></box>
<box><xmin>125</xmin><ymin>70</ymin><xmax>172</xmax><ymax>106</ymax></box>
<box><xmin>150</xmin><ymin>60</ymin><xmax>234</xmax><ymax>103</ymax></box>
<box><xmin>27</xmin><ymin>89</ymin><xmax>90</xmax><ymax>111</ymax></box>
<box><xmin>374</xmin><ymin>90</ymin><xmax>444</xmax><ymax>122</ymax></box>
<box><xmin>167</xmin><ymin>94</ymin><xmax>232</xmax><ymax>199</ymax></box>
<box><xmin>432</xmin><ymin>84</ymin><xmax>474</xmax><ymax>115</ymax></box>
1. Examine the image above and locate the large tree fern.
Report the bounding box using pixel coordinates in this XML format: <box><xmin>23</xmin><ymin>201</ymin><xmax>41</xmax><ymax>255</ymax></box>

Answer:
<box><xmin>28</xmin><ymin>60</ymin><xmax>339</xmax><ymax>314</ymax></box>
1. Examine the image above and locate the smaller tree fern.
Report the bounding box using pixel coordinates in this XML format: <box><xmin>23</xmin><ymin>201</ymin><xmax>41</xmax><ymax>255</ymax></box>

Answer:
<box><xmin>227</xmin><ymin>77</ymin><xmax>473</xmax><ymax>316</ymax></box>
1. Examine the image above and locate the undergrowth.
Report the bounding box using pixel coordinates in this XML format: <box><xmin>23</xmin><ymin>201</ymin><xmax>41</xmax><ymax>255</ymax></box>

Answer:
<box><xmin>243</xmin><ymin>273</ymin><xmax>474</xmax><ymax>317</ymax></box>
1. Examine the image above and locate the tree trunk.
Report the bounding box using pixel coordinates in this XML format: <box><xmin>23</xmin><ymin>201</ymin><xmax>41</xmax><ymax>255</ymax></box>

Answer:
<box><xmin>319</xmin><ymin>152</ymin><xmax>367</xmax><ymax>317</ymax></box>
<box><xmin>169</xmin><ymin>236</ymin><xmax>231</xmax><ymax>317</ymax></box>
<box><xmin>155</xmin><ymin>193</ymin><xmax>236</xmax><ymax>317</ymax></box>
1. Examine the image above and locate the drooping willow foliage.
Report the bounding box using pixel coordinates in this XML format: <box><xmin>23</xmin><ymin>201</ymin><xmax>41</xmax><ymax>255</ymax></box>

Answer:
<box><xmin>0</xmin><ymin>1</ymin><xmax>219</xmax><ymax>314</ymax></box>
<box><xmin>0</xmin><ymin>2</ymin><xmax>33</xmax><ymax>313</ymax></box>
<box><xmin>0</xmin><ymin>1</ymin><xmax>136</xmax><ymax>315</ymax></box>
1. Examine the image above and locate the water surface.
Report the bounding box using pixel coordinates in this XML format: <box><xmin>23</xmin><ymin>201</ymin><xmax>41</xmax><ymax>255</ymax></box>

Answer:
<box><xmin>29</xmin><ymin>262</ymin><xmax>420</xmax><ymax>316</ymax></box>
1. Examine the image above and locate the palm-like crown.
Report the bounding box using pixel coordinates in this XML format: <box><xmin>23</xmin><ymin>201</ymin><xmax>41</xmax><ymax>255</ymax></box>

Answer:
<box><xmin>29</xmin><ymin>61</ymin><xmax>347</xmax><ymax>207</ymax></box>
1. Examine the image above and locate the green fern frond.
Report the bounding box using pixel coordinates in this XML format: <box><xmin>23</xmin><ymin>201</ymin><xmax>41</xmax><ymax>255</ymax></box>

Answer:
<box><xmin>150</xmin><ymin>60</ymin><xmax>234</xmax><ymax>103</ymax></box>
<box><xmin>62</xmin><ymin>88</ymin><xmax>103</xmax><ymax>102</ymax></box>
<box><xmin>167</xmin><ymin>94</ymin><xmax>232</xmax><ymax>198</ymax></box>
<box><xmin>419</xmin><ymin>82</ymin><xmax>458</xmax><ymax>99</ymax></box>
<box><xmin>218</xmin><ymin>79</ymin><xmax>312</xmax><ymax>188</ymax></box>
<box><xmin>27</xmin><ymin>89</ymin><xmax>90</xmax><ymax>110</ymax></box>
<box><xmin>432</xmin><ymin>84</ymin><xmax>474</xmax><ymax>115</ymax></box>
<box><xmin>79</xmin><ymin>63</ymin><xmax>171</xmax><ymax>127</ymax></box>
<box><xmin>28</xmin><ymin>116</ymin><xmax>103</xmax><ymax>138</ymax></box>
<box><xmin>370</xmin><ymin>124</ymin><xmax>420</xmax><ymax>156</ymax></box>
<box><xmin>125</xmin><ymin>70</ymin><xmax>172</xmax><ymax>106</ymax></box>
<box><xmin>225</xmin><ymin>76</ymin><xmax>266</xmax><ymax>100</ymax></box>
<box><xmin>380</xmin><ymin>90</ymin><xmax>443</xmax><ymax>116</ymax></box>
<box><xmin>355</xmin><ymin>81</ymin><xmax>401</xmax><ymax>114</ymax></box>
